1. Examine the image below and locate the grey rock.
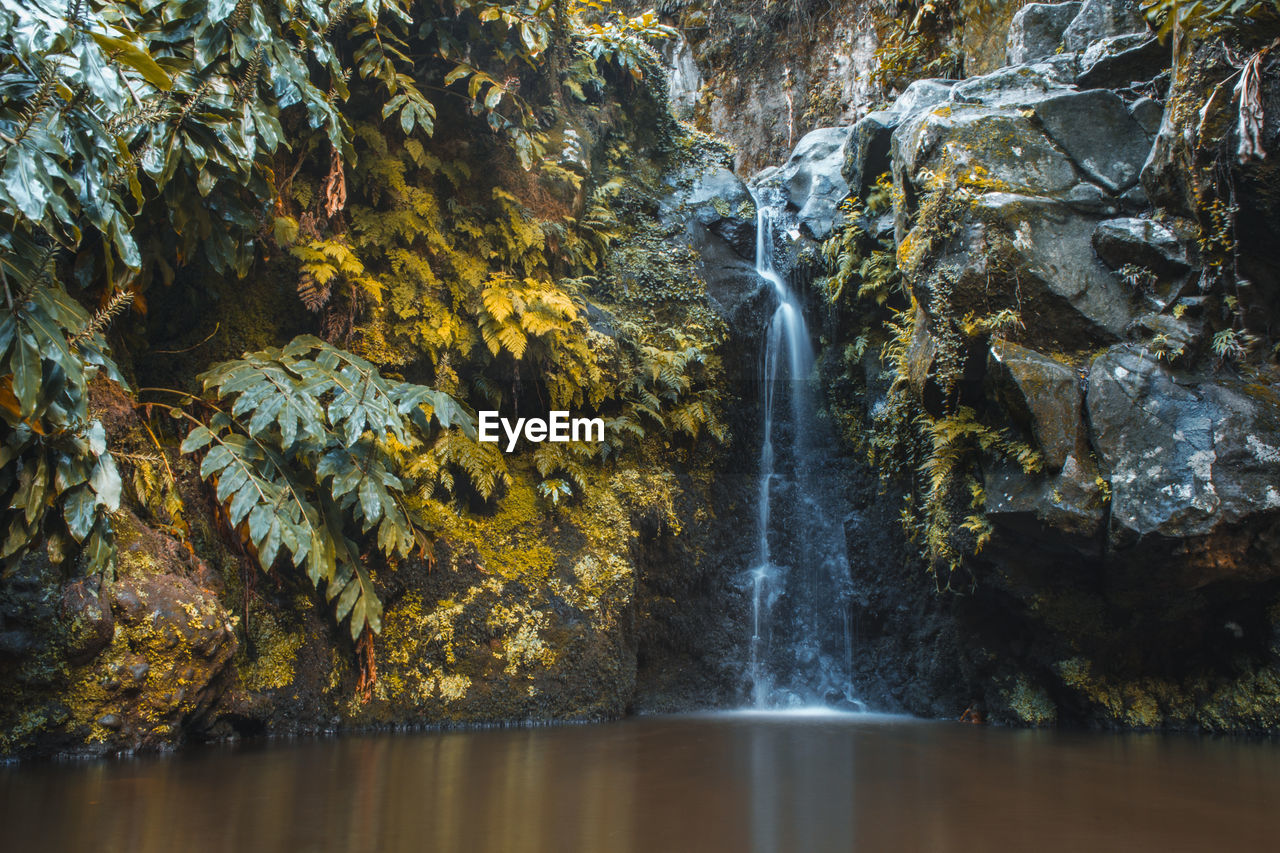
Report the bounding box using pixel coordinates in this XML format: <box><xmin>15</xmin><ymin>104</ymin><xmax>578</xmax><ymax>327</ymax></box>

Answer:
<box><xmin>1119</xmin><ymin>183</ymin><xmax>1150</xmax><ymax>210</ymax></box>
<box><xmin>1025</xmin><ymin>53</ymin><xmax>1084</xmax><ymax>83</ymax></box>
<box><xmin>1007</xmin><ymin>2</ymin><xmax>1083</xmax><ymax>65</ymax></box>
<box><xmin>1063</xmin><ymin>181</ymin><xmax>1122</xmax><ymax>215</ymax></box>
<box><xmin>1034</xmin><ymin>89</ymin><xmax>1153</xmax><ymax>192</ymax></box>
<box><xmin>984</xmin><ymin>453</ymin><xmax>1106</xmax><ymax>545</ymax></box>
<box><xmin>971</xmin><ymin>193</ymin><xmax>1137</xmax><ymax>341</ymax></box>
<box><xmin>1092</xmin><ymin>217</ymin><xmax>1189</xmax><ymax>275</ymax></box>
<box><xmin>61</xmin><ymin>576</ymin><xmax>114</xmax><ymax>665</ymax></box>
<box><xmin>894</xmin><ymin>106</ymin><xmax>1078</xmax><ymax>197</ymax></box>
<box><xmin>127</xmin><ymin>661</ymin><xmax>150</xmax><ymax>681</ymax></box>
<box><xmin>843</xmin><ymin>111</ymin><xmax>898</xmax><ymax>202</ymax></box>
<box><xmin>681</xmin><ymin>165</ymin><xmax>759</xmax><ymax>257</ymax></box>
<box><xmin>989</xmin><ymin>341</ymin><xmax>1082</xmax><ymax>470</ymax></box>
<box><xmin>1087</xmin><ymin>346</ymin><xmax>1280</xmax><ymax>556</ymax></box>
<box><xmin>1129</xmin><ymin>97</ymin><xmax>1164</xmax><ymax>136</ymax></box>
<box><xmin>892</xmin><ymin>78</ymin><xmax>961</xmax><ymax>116</ymax></box>
<box><xmin>777</xmin><ymin>126</ymin><xmax>853</xmax><ymax>240</ymax></box>
<box><xmin>1077</xmin><ymin>34</ymin><xmax>1167</xmax><ymax>89</ymax></box>
<box><xmin>97</xmin><ymin>713</ymin><xmax>123</xmax><ymax>730</ymax></box>
<box><xmin>1062</xmin><ymin>0</ymin><xmax>1149</xmax><ymax>53</ymax></box>
<box><xmin>1131</xmin><ymin>312</ymin><xmax>1203</xmax><ymax>354</ymax></box>
<box><xmin>949</xmin><ymin>64</ymin><xmax>1075</xmax><ymax>107</ymax></box>
<box><xmin>1139</xmin><ymin>104</ymin><xmax>1189</xmax><ymax>211</ymax></box>
<box><xmin>659</xmin><ymin>162</ymin><xmax>762</xmax><ymax>328</ymax></box>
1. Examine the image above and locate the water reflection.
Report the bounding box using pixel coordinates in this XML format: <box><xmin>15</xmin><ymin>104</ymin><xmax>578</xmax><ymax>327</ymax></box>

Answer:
<box><xmin>3</xmin><ymin>713</ymin><xmax>1279</xmax><ymax>852</ymax></box>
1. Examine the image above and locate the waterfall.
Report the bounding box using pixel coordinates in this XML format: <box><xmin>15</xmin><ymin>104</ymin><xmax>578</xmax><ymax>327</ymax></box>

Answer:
<box><xmin>747</xmin><ymin>185</ymin><xmax>859</xmax><ymax>710</ymax></box>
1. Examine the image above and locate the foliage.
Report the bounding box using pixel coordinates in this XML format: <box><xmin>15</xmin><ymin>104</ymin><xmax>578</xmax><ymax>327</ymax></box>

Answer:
<box><xmin>871</xmin><ymin>0</ymin><xmax>964</xmax><ymax>94</ymax></box>
<box><xmin>0</xmin><ymin>0</ymin><xmax>690</xmax><ymax>583</ymax></box>
<box><xmin>0</xmin><ymin>283</ymin><xmax>126</xmax><ymax>576</ymax></box>
<box><xmin>177</xmin><ymin>335</ymin><xmax>476</xmax><ymax>639</ymax></box>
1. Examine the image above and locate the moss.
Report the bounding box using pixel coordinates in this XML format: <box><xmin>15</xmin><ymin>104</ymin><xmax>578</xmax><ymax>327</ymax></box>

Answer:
<box><xmin>1002</xmin><ymin>675</ymin><xmax>1058</xmax><ymax>726</ymax></box>
<box><xmin>1056</xmin><ymin>654</ymin><xmax>1280</xmax><ymax>732</ymax></box>
<box><xmin>237</xmin><ymin>602</ymin><xmax>307</xmax><ymax>693</ymax></box>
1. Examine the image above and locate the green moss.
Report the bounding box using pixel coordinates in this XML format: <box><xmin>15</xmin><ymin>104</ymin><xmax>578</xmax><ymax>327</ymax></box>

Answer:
<box><xmin>237</xmin><ymin>603</ymin><xmax>307</xmax><ymax>693</ymax></box>
<box><xmin>1003</xmin><ymin>676</ymin><xmax>1058</xmax><ymax>726</ymax></box>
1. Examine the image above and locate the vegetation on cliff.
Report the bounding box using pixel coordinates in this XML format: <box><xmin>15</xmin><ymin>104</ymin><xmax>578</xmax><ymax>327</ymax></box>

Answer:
<box><xmin>0</xmin><ymin>0</ymin><xmax>740</xmax><ymax>754</ymax></box>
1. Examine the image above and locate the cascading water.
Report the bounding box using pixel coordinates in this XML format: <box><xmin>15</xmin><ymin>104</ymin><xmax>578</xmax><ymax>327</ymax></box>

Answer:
<box><xmin>747</xmin><ymin>185</ymin><xmax>858</xmax><ymax>709</ymax></box>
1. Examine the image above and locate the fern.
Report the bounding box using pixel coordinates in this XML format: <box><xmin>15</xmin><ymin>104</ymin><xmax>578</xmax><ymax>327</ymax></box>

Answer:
<box><xmin>179</xmin><ymin>336</ymin><xmax>476</xmax><ymax>640</ymax></box>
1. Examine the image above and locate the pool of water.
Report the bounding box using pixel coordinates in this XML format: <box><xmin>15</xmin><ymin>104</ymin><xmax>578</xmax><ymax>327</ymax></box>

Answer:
<box><xmin>3</xmin><ymin>712</ymin><xmax>1277</xmax><ymax>852</ymax></box>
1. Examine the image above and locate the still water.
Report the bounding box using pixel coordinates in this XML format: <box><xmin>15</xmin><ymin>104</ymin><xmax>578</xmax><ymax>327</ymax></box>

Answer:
<box><xmin>2</xmin><ymin>712</ymin><xmax>1278</xmax><ymax>852</ymax></box>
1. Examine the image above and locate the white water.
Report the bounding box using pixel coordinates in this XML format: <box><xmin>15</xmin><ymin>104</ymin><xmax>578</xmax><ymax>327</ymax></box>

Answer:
<box><xmin>748</xmin><ymin>186</ymin><xmax>858</xmax><ymax>710</ymax></box>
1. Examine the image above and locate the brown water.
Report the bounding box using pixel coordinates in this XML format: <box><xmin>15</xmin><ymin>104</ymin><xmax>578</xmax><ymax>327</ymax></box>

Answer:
<box><xmin>2</xmin><ymin>711</ymin><xmax>1278</xmax><ymax>852</ymax></box>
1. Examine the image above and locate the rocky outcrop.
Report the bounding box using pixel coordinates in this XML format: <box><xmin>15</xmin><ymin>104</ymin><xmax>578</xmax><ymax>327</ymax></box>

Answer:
<box><xmin>820</xmin><ymin>0</ymin><xmax>1280</xmax><ymax>731</ymax></box>
<box><xmin>0</xmin><ymin>513</ymin><xmax>239</xmax><ymax>756</ymax></box>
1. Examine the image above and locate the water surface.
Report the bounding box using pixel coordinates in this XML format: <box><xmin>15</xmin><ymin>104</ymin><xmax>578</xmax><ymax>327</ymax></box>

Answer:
<box><xmin>3</xmin><ymin>712</ymin><xmax>1277</xmax><ymax>852</ymax></box>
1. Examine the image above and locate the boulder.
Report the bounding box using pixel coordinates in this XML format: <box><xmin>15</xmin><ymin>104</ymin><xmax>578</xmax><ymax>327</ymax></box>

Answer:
<box><xmin>842</xmin><ymin>79</ymin><xmax>956</xmax><ymax>201</ymax></box>
<box><xmin>675</xmin><ymin>164</ymin><xmax>758</xmax><ymax>258</ymax></box>
<box><xmin>984</xmin><ymin>452</ymin><xmax>1106</xmax><ymax>545</ymax></box>
<box><xmin>969</xmin><ymin>193</ymin><xmax>1137</xmax><ymax>342</ymax></box>
<box><xmin>1091</xmin><ymin>217</ymin><xmax>1190</xmax><ymax>276</ymax></box>
<box><xmin>1007</xmin><ymin>2</ymin><xmax>1083</xmax><ymax>65</ymax></box>
<box><xmin>777</xmin><ymin>126</ymin><xmax>854</xmax><ymax>240</ymax></box>
<box><xmin>1076</xmin><ymin>34</ymin><xmax>1167</xmax><ymax>89</ymax></box>
<box><xmin>1061</xmin><ymin>0</ymin><xmax>1149</xmax><ymax>53</ymax></box>
<box><xmin>893</xmin><ymin>106</ymin><xmax>1078</xmax><ymax>197</ymax></box>
<box><xmin>949</xmin><ymin>64</ymin><xmax>1075</xmax><ymax>107</ymax></box>
<box><xmin>659</xmin><ymin>162</ymin><xmax>761</xmax><ymax>326</ymax></box>
<box><xmin>1129</xmin><ymin>97</ymin><xmax>1164</xmax><ymax>135</ymax></box>
<box><xmin>1086</xmin><ymin>346</ymin><xmax>1280</xmax><ymax>566</ymax></box>
<box><xmin>989</xmin><ymin>341</ymin><xmax>1082</xmax><ymax>470</ymax></box>
<box><xmin>1034</xmin><ymin>89</ymin><xmax>1154</xmax><ymax>192</ymax></box>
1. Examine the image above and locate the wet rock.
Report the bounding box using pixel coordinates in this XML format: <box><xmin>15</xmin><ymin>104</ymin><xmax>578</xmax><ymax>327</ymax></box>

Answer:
<box><xmin>1007</xmin><ymin>2</ymin><xmax>1083</xmax><ymax>65</ymax></box>
<box><xmin>662</xmin><ymin>34</ymin><xmax>702</xmax><ymax>121</ymax></box>
<box><xmin>674</xmin><ymin>165</ymin><xmax>758</xmax><ymax>258</ymax></box>
<box><xmin>1062</xmin><ymin>0</ymin><xmax>1149</xmax><ymax>53</ymax></box>
<box><xmin>776</xmin><ymin>126</ymin><xmax>853</xmax><ymax>240</ymax></box>
<box><xmin>97</xmin><ymin>713</ymin><xmax>122</xmax><ymax>730</ymax></box>
<box><xmin>0</xmin><ymin>630</ymin><xmax>34</xmax><ymax>658</ymax></box>
<box><xmin>1086</xmin><ymin>346</ymin><xmax>1280</xmax><ymax>562</ymax></box>
<box><xmin>1034</xmin><ymin>89</ymin><xmax>1154</xmax><ymax>192</ymax></box>
<box><xmin>1092</xmin><ymin>217</ymin><xmax>1189</xmax><ymax>276</ymax></box>
<box><xmin>1077</xmin><ymin>34</ymin><xmax>1167</xmax><ymax>89</ymax></box>
<box><xmin>984</xmin><ymin>452</ymin><xmax>1106</xmax><ymax>545</ymax></box>
<box><xmin>659</xmin><ymin>161</ymin><xmax>762</xmax><ymax>329</ymax></box>
<box><xmin>989</xmin><ymin>341</ymin><xmax>1081</xmax><ymax>471</ymax></box>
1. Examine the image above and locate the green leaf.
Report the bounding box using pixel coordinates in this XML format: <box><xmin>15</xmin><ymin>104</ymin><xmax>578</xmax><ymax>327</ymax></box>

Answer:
<box><xmin>11</xmin><ymin>332</ymin><xmax>41</xmax><ymax>417</ymax></box>
<box><xmin>63</xmin><ymin>486</ymin><xmax>97</xmax><ymax>542</ymax></box>
<box><xmin>90</xmin><ymin>33</ymin><xmax>175</xmax><ymax>91</ymax></box>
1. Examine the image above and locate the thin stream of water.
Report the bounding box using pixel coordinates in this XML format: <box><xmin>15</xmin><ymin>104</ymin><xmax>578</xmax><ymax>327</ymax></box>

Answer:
<box><xmin>748</xmin><ymin>186</ymin><xmax>855</xmax><ymax>708</ymax></box>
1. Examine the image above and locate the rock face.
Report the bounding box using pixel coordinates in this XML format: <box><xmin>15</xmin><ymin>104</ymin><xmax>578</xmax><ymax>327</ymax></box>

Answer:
<box><xmin>821</xmin><ymin>0</ymin><xmax>1280</xmax><ymax>731</ymax></box>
